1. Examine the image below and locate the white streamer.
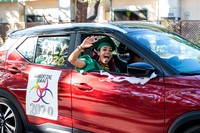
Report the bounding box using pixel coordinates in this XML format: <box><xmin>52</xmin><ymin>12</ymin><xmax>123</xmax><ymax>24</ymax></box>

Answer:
<box><xmin>99</xmin><ymin>70</ymin><xmax>157</xmax><ymax>85</ymax></box>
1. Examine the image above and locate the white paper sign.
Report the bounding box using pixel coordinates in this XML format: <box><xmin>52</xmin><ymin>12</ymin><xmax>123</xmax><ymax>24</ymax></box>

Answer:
<box><xmin>26</xmin><ymin>67</ymin><xmax>61</xmax><ymax>120</ymax></box>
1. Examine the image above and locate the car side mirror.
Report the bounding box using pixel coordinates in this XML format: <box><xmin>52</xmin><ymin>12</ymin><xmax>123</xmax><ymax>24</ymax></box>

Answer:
<box><xmin>127</xmin><ymin>62</ymin><xmax>155</xmax><ymax>77</ymax></box>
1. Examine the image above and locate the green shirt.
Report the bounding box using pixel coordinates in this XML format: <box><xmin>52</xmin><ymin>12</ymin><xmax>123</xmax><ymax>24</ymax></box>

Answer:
<box><xmin>76</xmin><ymin>55</ymin><xmax>120</xmax><ymax>73</ymax></box>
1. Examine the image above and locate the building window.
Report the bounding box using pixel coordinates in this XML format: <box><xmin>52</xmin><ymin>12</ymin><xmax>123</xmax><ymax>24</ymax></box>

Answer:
<box><xmin>26</xmin><ymin>15</ymin><xmax>45</xmax><ymax>22</ymax></box>
<box><xmin>161</xmin><ymin>17</ymin><xmax>176</xmax><ymax>20</ymax></box>
<box><xmin>114</xmin><ymin>9</ymin><xmax>148</xmax><ymax>21</ymax></box>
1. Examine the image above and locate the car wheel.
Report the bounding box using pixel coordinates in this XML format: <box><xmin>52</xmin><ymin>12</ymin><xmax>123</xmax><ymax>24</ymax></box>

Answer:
<box><xmin>0</xmin><ymin>97</ymin><xmax>23</xmax><ymax>133</ymax></box>
<box><xmin>183</xmin><ymin>125</ymin><xmax>200</xmax><ymax>133</ymax></box>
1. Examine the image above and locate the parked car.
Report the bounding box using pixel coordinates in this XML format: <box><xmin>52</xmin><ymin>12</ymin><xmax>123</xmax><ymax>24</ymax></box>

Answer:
<box><xmin>1</xmin><ymin>21</ymin><xmax>200</xmax><ymax>133</ymax></box>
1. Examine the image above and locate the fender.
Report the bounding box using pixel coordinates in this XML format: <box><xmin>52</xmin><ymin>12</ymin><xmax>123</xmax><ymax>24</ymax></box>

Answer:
<box><xmin>168</xmin><ymin>111</ymin><xmax>200</xmax><ymax>133</ymax></box>
<box><xmin>0</xmin><ymin>89</ymin><xmax>29</xmax><ymax>131</ymax></box>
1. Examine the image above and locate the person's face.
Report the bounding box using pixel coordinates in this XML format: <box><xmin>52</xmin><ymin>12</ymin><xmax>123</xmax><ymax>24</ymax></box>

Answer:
<box><xmin>97</xmin><ymin>46</ymin><xmax>112</xmax><ymax>64</ymax></box>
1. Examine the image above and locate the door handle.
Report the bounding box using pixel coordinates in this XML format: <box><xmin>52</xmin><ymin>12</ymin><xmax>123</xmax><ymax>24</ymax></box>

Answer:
<box><xmin>73</xmin><ymin>83</ymin><xmax>93</xmax><ymax>90</ymax></box>
<box><xmin>7</xmin><ymin>67</ymin><xmax>21</xmax><ymax>74</ymax></box>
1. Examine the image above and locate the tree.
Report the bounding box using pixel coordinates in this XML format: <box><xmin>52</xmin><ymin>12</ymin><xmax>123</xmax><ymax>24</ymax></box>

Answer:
<box><xmin>75</xmin><ymin>0</ymin><xmax>105</xmax><ymax>23</ymax></box>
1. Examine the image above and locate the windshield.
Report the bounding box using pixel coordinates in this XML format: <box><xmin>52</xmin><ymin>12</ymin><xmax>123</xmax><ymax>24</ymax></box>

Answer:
<box><xmin>127</xmin><ymin>30</ymin><xmax>200</xmax><ymax>73</ymax></box>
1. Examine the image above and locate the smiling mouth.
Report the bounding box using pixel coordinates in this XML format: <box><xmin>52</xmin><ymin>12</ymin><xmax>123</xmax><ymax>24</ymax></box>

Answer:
<box><xmin>104</xmin><ymin>56</ymin><xmax>110</xmax><ymax>62</ymax></box>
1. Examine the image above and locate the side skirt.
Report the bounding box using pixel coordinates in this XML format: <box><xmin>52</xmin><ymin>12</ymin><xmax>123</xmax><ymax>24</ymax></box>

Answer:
<box><xmin>29</xmin><ymin>123</ymin><xmax>92</xmax><ymax>133</ymax></box>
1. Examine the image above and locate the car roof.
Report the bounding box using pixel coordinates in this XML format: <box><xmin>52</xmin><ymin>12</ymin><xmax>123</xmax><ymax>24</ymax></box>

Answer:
<box><xmin>8</xmin><ymin>21</ymin><xmax>165</xmax><ymax>38</ymax></box>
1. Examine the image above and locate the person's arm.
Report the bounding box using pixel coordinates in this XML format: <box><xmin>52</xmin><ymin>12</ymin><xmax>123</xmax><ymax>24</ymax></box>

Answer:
<box><xmin>68</xmin><ymin>36</ymin><xmax>97</xmax><ymax>68</ymax></box>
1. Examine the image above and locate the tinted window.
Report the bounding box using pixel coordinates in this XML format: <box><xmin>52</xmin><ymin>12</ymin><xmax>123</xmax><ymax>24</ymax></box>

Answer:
<box><xmin>26</xmin><ymin>15</ymin><xmax>45</xmax><ymax>22</ymax></box>
<box><xmin>114</xmin><ymin>10</ymin><xmax>147</xmax><ymax>21</ymax></box>
<box><xmin>35</xmin><ymin>36</ymin><xmax>70</xmax><ymax>67</ymax></box>
<box><xmin>128</xmin><ymin>30</ymin><xmax>200</xmax><ymax>73</ymax></box>
<box><xmin>17</xmin><ymin>37</ymin><xmax>37</xmax><ymax>62</ymax></box>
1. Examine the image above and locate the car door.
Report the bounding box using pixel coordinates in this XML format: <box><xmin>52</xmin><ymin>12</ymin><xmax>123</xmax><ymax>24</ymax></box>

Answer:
<box><xmin>5</xmin><ymin>34</ymin><xmax>74</xmax><ymax>132</ymax></box>
<box><xmin>71</xmin><ymin>34</ymin><xmax>165</xmax><ymax>133</ymax></box>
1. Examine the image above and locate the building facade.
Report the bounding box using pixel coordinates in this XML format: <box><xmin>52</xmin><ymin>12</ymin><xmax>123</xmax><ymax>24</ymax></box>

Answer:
<box><xmin>0</xmin><ymin>0</ymin><xmax>200</xmax><ymax>24</ymax></box>
<box><xmin>181</xmin><ymin>0</ymin><xmax>200</xmax><ymax>20</ymax></box>
<box><xmin>0</xmin><ymin>0</ymin><xmax>76</xmax><ymax>23</ymax></box>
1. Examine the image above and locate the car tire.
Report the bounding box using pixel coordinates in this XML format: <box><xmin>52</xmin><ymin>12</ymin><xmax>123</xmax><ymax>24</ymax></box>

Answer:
<box><xmin>0</xmin><ymin>97</ymin><xmax>23</xmax><ymax>133</ymax></box>
<box><xmin>183</xmin><ymin>125</ymin><xmax>200</xmax><ymax>133</ymax></box>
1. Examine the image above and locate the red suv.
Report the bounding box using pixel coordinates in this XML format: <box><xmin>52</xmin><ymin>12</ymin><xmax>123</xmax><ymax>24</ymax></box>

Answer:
<box><xmin>1</xmin><ymin>22</ymin><xmax>200</xmax><ymax>133</ymax></box>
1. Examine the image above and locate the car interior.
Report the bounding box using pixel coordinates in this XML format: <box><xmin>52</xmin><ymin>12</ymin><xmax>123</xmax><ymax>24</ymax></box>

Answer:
<box><xmin>81</xmin><ymin>35</ymin><xmax>144</xmax><ymax>74</ymax></box>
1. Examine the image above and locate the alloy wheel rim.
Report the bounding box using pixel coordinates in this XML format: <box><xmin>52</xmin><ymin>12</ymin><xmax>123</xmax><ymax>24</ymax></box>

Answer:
<box><xmin>0</xmin><ymin>103</ymin><xmax>16</xmax><ymax>133</ymax></box>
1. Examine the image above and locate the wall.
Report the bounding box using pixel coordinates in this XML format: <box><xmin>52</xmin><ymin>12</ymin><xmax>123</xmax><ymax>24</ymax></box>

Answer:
<box><xmin>25</xmin><ymin>0</ymin><xmax>59</xmax><ymax>22</ymax></box>
<box><xmin>0</xmin><ymin>2</ymin><xmax>19</xmax><ymax>23</ymax></box>
<box><xmin>0</xmin><ymin>0</ymin><xmax>75</xmax><ymax>23</ymax></box>
<box><xmin>159</xmin><ymin>0</ymin><xmax>180</xmax><ymax>20</ymax></box>
<box><xmin>181</xmin><ymin>0</ymin><xmax>200</xmax><ymax>20</ymax></box>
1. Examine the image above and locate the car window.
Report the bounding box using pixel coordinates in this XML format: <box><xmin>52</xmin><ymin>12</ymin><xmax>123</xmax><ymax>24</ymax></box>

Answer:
<box><xmin>128</xmin><ymin>30</ymin><xmax>200</xmax><ymax>73</ymax></box>
<box><xmin>81</xmin><ymin>35</ymin><xmax>144</xmax><ymax>74</ymax></box>
<box><xmin>17</xmin><ymin>37</ymin><xmax>37</xmax><ymax>62</ymax></box>
<box><xmin>35</xmin><ymin>36</ymin><xmax>70</xmax><ymax>67</ymax></box>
